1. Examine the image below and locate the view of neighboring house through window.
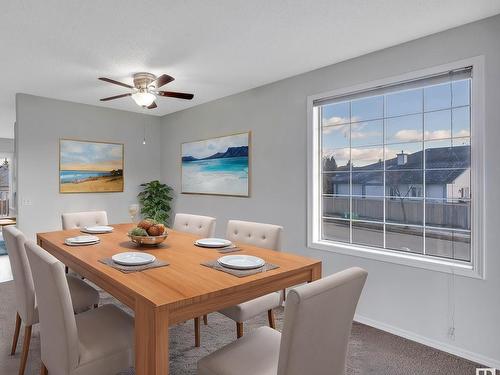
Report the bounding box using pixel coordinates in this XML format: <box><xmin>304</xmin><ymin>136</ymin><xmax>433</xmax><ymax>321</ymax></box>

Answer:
<box><xmin>0</xmin><ymin>158</ymin><xmax>9</xmax><ymax>216</ymax></box>
<box><xmin>318</xmin><ymin>67</ymin><xmax>472</xmax><ymax>262</ymax></box>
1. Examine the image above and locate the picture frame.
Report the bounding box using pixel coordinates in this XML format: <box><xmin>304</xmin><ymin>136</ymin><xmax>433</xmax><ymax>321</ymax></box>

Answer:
<box><xmin>59</xmin><ymin>139</ymin><xmax>124</xmax><ymax>193</ymax></box>
<box><xmin>181</xmin><ymin>132</ymin><xmax>251</xmax><ymax>197</ymax></box>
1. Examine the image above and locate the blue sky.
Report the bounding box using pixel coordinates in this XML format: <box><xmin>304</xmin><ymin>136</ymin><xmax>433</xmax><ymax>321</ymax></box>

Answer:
<box><xmin>182</xmin><ymin>133</ymin><xmax>248</xmax><ymax>159</ymax></box>
<box><xmin>60</xmin><ymin>140</ymin><xmax>123</xmax><ymax>171</ymax></box>
<box><xmin>322</xmin><ymin>79</ymin><xmax>471</xmax><ymax>164</ymax></box>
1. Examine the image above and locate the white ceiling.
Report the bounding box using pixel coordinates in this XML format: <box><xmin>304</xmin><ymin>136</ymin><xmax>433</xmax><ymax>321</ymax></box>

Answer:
<box><xmin>1</xmin><ymin>0</ymin><xmax>499</xmax><ymax>139</ymax></box>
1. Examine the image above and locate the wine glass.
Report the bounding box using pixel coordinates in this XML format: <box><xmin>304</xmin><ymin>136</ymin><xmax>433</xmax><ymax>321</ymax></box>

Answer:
<box><xmin>128</xmin><ymin>204</ymin><xmax>139</xmax><ymax>223</ymax></box>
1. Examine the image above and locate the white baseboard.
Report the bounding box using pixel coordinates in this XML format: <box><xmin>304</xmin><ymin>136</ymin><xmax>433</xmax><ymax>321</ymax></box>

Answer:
<box><xmin>354</xmin><ymin>314</ymin><xmax>500</xmax><ymax>370</ymax></box>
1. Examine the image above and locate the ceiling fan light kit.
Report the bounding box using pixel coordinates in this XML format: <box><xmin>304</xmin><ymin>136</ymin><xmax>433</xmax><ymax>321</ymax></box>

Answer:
<box><xmin>98</xmin><ymin>72</ymin><xmax>194</xmax><ymax>109</ymax></box>
<box><xmin>131</xmin><ymin>91</ymin><xmax>156</xmax><ymax>107</ymax></box>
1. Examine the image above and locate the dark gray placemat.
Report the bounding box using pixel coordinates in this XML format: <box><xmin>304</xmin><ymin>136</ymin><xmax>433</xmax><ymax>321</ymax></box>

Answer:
<box><xmin>201</xmin><ymin>260</ymin><xmax>279</xmax><ymax>277</ymax></box>
<box><xmin>217</xmin><ymin>247</ymin><xmax>242</xmax><ymax>254</ymax></box>
<box><xmin>99</xmin><ymin>258</ymin><xmax>169</xmax><ymax>273</ymax></box>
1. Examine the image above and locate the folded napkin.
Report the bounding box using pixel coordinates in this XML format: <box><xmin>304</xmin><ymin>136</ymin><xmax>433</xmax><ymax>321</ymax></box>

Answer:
<box><xmin>201</xmin><ymin>260</ymin><xmax>279</xmax><ymax>277</ymax></box>
<box><xmin>99</xmin><ymin>258</ymin><xmax>169</xmax><ymax>273</ymax></box>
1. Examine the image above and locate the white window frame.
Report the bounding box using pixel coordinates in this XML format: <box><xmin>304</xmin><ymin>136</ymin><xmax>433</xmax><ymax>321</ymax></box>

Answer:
<box><xmin>307</xmin><ymin>56</ymin><xmax>485</xmax><ymax>279</ymax></box>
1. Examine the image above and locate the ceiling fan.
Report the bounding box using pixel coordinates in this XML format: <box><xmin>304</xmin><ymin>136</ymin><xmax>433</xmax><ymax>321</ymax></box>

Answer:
<box><xmin>99</xmin><ymin>72</ymin><xmax>194</xmax><ymax>109</ymax></box>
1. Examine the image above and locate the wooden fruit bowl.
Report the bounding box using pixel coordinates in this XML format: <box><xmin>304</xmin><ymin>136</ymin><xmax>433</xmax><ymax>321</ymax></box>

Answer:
<box><xmin>128</xmin><ymin>233</ymin><xmax>168</xmax><ymax>246</ymax></box>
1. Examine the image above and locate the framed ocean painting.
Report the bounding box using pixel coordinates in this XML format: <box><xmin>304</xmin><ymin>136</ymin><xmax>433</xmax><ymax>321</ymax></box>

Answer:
<box><xmin>181</xmin><ymin>132</ymin><xmax>250</xmax><ymax>196</ymax></box>
<box><xmin>59</xmin><ymin>139</ymin><xmax>124</xmax><ymax>193</ymax></box>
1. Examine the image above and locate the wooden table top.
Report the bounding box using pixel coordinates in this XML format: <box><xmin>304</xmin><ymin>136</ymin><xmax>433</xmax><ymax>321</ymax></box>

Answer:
<box><xmin>37</xmin><ymin>224</ymin><xmax>321</xmax><ymax>311</ymax></box>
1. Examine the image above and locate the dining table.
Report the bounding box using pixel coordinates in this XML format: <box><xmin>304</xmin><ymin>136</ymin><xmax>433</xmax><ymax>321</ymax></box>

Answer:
<box><xmin>37</xmin><ymin>223</ymin><xmax>322</xmax><ymax>375</ymax></box>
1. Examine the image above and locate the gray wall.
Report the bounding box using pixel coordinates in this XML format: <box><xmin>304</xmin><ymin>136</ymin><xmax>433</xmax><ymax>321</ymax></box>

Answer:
<box><xmin>0</xmin><ymin>137</ymin><xmax>14</xmax><ymax>154</ymax></box>
<box><xmin>160</xmin><ymin>15</ymin><xmax>500</xmax><ymax>366</ymax></box>
<box><xmin>16</xmin><ymin>94</ymin><xmax>162</xmax><ymax>239</ymax></box>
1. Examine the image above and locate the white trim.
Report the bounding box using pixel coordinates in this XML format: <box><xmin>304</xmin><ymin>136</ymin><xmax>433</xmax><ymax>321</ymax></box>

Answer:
<box><xmin>354</xmin><ymin>313</ymin><xmax>500</xmax><ymax>369</ymax></box>
<box><xmin>307</xmin><ymin>56</ymin><xmax>485</xmax><ymax>279</ymax></box>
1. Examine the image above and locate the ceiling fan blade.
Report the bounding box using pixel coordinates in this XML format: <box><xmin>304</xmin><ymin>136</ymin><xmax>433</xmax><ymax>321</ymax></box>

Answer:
<box><xmin>100</xmin><ymin>93</ymin><xmax>132</xmax><ymax>101</ymax></box>
<box><xmin>151</xmin><ymin>74</ymin><xmax>174</xmax><ymax>88</ymax></box>
<box><xmin>157</xmin><ymin>91</ymin><xmax>194</xmax><ymax>100</ymax></box>
<box><xmin>99</xmin><ymin>77</ymin><xmax>134</xmax><ymax>89</ymax></box>
<box><xmin>147</xmin><ymin>101</ymin><xmax>158</xmax><ymax>109</ymax></box>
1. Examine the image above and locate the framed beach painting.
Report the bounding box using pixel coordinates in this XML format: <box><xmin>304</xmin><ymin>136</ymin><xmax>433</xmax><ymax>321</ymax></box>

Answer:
<box><xmin>59</xmin><ymin>139</ymin><xmax>124</xmax><ymax>193</ymax></box>
<box><xmin>181</xmin><ymin>132</ymin><xmax>250</xmax><ymax>197</ymax></box>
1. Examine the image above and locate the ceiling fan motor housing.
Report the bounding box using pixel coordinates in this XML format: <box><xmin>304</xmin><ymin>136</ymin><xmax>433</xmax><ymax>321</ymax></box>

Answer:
<box><xmin>133</xmin><ymin>72</ymin><xmax>157</xmax><ymax>90</ymax></box>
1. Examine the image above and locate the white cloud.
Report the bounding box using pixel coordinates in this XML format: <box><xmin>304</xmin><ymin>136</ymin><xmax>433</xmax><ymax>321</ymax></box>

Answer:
<box><xmin>351</xmin><ymin>147</ymin><xmax>383</xmax><ymax>160</ymax></box>
<box><xmin>323</xmin><ymin>116</ymin><xmax>348</xmax><ymax>127</ymax></box>
<box><xmin>424</xmin><ymin>130</ymin><xmax>451</xmax><ymax>140</ymax></box>
<box><xmin>455</xmin><ymin>130</ymin><xmax>470</xmax><ymax>137</ymax></box>
<box><xmin>322</xmin><ymin>116</ymin><xmax>361</xmax><ymax>127</ymax></box>
<box><xmin>323</xmin><ymin>119</ymin><xmax>380</xmax><ymax>141</ymax></box>
<box><xmin>324</xmin><ymin>147</ymin><xmax>383</xmax><ymax>163</ymax></box>
<box><xmin>393</xmin><ymin>129</ymin><xmax>464</xmax><ymax>142</ymax></box>
<box><xmin>393</xmin><ymin>129</ymin><xmax>422</xmax><ymax>142</ymax></box>
<box><xmin>351</xmin><ymin>130</ymin><xmax>381</xmax><ymax>140</ymax></box>
<box><xmin>323</xmin><ymin>124</ymin><xmax>349</xmax><ymax>136</ymax></box>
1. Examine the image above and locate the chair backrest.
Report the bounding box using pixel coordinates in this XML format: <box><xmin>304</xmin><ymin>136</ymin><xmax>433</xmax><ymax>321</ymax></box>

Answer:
<box><xmin>3</xmin><ymin>226</ymin><xmax>36</xmax><ymax>325</ymax></box>
<box><xmin>225</xmin><ymin>220</ymin><xmax>283</xmax><ymax>250</ymax></box>
<box><xmin>277</xmin><ymin>267</ymin><xmax>368</xmax><ymax>375</ymax></box>
<box><xmin>25</xmin><ymin>241</ymin><xmax>79</xmax><ymax>375</ymax></box>
<box><xmin>61</xmin><ymin>210</ymin><xmax>108</xmax><ymax>230</ymax></box>
<box><xmin>173</xmin><ymin>213</ymin><xmax>216</xmax><ymax>237</ymax></box>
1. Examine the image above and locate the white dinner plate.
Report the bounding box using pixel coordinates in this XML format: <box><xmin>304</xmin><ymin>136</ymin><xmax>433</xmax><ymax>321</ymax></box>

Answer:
<box><xmin>65</xmin><ymin>235</ymin><xmax>100</xmax><ymax>246</ymax></box>
<box><xmin>65</xmin><ymin>239</ymin><xmax>100</xmax><ymax>246</ymax></box>
<box><xmin>112</xmin><ymin>252</ymin><xmax>156</xmax><ymax>266</ymax></box>
<box><xmin>217</xmin><ymin>255</ymin><xmax>265</xmax><ymax>270</ymax></box>
<box><xmin>81</xmin><ymin>225</ymin><xmax>114</xmax><ymax>234</ymax></box>
<box><xmin>195</xmin><ymin>238</ymin><xmax>232</xmax><ymax>248</ymax></box>
<box><xmin>66</xmin><ymin>235</ymin><xmax>100</xmax><ymax>244</ymax></box>
<box><xmin>65</xmin><ymin>241</ymin><xmax>100</xmax><ymax>247</ymax></box>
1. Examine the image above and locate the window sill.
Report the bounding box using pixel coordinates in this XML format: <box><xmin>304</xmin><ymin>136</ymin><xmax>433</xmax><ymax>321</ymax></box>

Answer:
<box><xmin>308</xmin><ymin>239</ymin><xmax>484</xmax><ymax>279</ymax></box>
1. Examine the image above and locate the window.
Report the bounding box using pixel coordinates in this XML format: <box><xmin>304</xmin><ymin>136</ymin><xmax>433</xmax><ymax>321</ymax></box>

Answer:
<box><xmin>308</xmin><ymin>58</ymin><xmax>484</xmax><ymax>277</ymax></box>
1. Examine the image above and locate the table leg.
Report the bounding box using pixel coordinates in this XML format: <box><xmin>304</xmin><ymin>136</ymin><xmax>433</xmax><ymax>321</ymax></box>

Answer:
<box><xmin>310</xmin><ymin>263</ymin><xmax>322</xmax><ymax>282</ymax></box>
<box><xmin>135</xmin><ymin>297</ymin><xmax>169</xmax><ymax>375</ymax></box>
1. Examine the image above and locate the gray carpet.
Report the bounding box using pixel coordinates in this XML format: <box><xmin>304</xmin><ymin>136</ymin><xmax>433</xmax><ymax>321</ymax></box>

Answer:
<box><xmin>0</xmin><ymin>280</ymin><xmax>481</xmax><ymax>374</ymax></box>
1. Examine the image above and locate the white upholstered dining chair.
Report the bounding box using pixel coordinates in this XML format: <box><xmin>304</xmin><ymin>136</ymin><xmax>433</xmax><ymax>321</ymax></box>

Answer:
<box><xmin>61</xmin><ymin>210</ymin><xmax>109</xmax><ymax>276</ymax></box>
<box><xmin>219</xmin><ymin>220</ymin><xmax>284</xmax><ymax>338</ymax></box>
<box><xmin>198</xmin><ymin>267</ymin><xmax>368</xmax><ymax>375</ymax></box>
<box><xmin>173</xmin><ymin>213</ymin><xmax>216</xmax><ymax>237</ymax></box>
<box><xmin>4</xmin><ymin>226</ymin><xmax>100</xmax><ymax>375</ymax></box>
<box><xmin>61</xmin><ymin>210</ymin><xmax>108</xmax><ymax>230</ymax></box>
<box><xmin>173</xmin><ymin>212</ymin><xmax>216</xmax><ymax>346</ymax></box>
<box><xmin>25</xmin><ymin>241</ymin><xmax>134</xmax><ymax>375</ymax></box>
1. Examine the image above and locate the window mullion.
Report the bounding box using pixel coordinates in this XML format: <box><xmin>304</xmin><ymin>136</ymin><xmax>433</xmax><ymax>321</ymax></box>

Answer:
<box><xmin>383</xmin><ymin>94</ymin><xmax>387</xmax><ymax>249</ymax></box>
<box><xmin>349</xmin><ymin>101</ymin><xmax>353</xmax><ymax>244</ymax></box>
<box><xmin>422</xmin><ymin>88</ymin><xmax>427</xmax><ymax>256</ymax></box>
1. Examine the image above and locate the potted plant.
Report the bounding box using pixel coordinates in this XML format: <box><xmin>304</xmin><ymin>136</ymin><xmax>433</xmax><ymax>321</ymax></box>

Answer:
<box><xmin>137</xmin><ymin>180</ymin><xmax>173</xmax><ymax>224</ymax></box>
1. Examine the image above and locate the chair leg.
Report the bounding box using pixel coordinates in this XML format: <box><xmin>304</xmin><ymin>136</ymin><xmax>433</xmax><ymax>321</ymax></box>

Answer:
<box><xmin>94</xmin><ymin>304</ymin><xmax>98</xmax><ymax>309</ymax></box>
<box><xmin>268</xmin><ymin>309</ymin><xmax>276</xmax><ymax>329</ymax></box>
<box><xmin>18</xmin><ymin>325</ymin><xmax>32</xmax><ymax>375</ymax></box>
<box><xmin>203</xmin><ymin>314</ymin><xmax>208</xmax><ymax>325</ymax></box>
<box><xmin>236</xmin><ymin>322</ymin><xmax>243</xmax><ymax>338</ymax></box>
<box><xmin>11</xmin><ymin>312</ymin><xmax>21</xmax><ymax>355</ymax></box>
<box><xmin>40</xmin><ymin>362</ymin><xmax>48</xmax><ymax>375</ymax></box>
<box><xmin>194</xmin><ymin>317</ymin><xmax>201</xmax><ymax>347</ymax></box>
